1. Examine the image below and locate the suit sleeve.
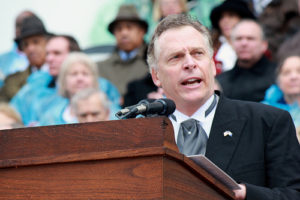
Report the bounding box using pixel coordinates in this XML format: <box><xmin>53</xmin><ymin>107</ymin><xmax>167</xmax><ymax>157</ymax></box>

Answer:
<box><xmin>245</xmin><ymin>110</ymin><xmax>300</xmax><ymax>200</ymax></box>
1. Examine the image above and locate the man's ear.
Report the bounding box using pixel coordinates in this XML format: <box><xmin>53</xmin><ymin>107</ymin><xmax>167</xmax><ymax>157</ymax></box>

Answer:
<box><xmin>211</xmin><ymin>58</ymin><xmax>217</xmax><ymax>77</ymax></box>
<box><xmin>151</xmin><ymin>68</ymin><xmax>162</xmax><ymax>87</ymax></box>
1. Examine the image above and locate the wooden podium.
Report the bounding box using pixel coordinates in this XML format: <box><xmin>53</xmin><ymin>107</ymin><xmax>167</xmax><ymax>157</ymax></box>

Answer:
<box><xmin>0</xmin><ymin>117</ymin><xmax>235</xmax><ymax>199</ymax></box>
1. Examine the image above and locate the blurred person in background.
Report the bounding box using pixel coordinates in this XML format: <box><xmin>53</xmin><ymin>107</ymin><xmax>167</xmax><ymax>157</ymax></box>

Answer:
<box><xmin>216</xmin><ymin>19</ymin><xmax>276</xmax><ymax>102</ymax></box>
<box><xmin>210</xmin><ymin>0</ymin><xmax>256</xmax><ymax>73</ymax></box>
<box><xmin>258</xmin><ymin>0</ymin><xmax>300</xmax><ymax>60</ymax></box>
<box><xmin>152</xmin><ymin>0</ymin><xmax>187</xmax><ymax>22</ymax></box>
<box><xmin>71</xmin><ymin>88</ymin><xmax>110</xmax><ymax>123</ymax></box>
<box><xmin>0</xmin><ymin>10</ymin><xmax>35</xmax><ymax>88</ymax></box>
<box><xmin>0</xmin><ymin>15</ymin><xmax>51</xmax><ymax>102</ymax></box>
<box><xmin>97</xmin><ymin>4</ymin><xmax>149</xmax><ymax>105</ymax></box>
<box><xmin>10</xmin><ymin>34</ymin><xmax>81</xmax><ymax>126</ymax></box>
<box><xmin>0</xmin><ymin>103</ymin><xmax>23</xmax><ymax>130</ymax></box>
<box><xmin>262</xmin><ymin>55</ymin><xmax>300</xmax><ymax>131</ymax></box>
<box><xmin>39</xmin><ymin>52</ymin><xmax>120</xmax><ymax>126</ymax></box>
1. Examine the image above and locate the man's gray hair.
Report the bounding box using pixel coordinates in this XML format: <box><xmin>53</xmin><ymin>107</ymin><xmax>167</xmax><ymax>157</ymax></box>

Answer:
<box><xmin>70</xmin><ymin>88</ymin><xmax>110</xmax><ymax>115</ymax></box>
<box><xmin>147</xmin><ymin>14</ymin><xmax>214</xmax><ymax>72</ymax></box>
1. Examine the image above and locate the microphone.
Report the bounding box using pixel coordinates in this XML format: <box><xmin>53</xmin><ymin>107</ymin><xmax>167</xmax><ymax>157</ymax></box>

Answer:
<box><xmin>116</xmin><ymin>99</ymin><xmax>155</xmax><ymax>116</ymax></box>
<box><xmin>115</xmin><ymin>98</ymin><xmax>176</xmax><ymax>119</ymax></box>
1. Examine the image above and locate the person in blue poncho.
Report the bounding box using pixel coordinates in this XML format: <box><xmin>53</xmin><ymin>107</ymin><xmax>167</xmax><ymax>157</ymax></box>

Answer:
<box><xmin>38</xmin><ymin>52</ymin><xmax>120</xmax><ymax>126</ymax></box>
<box><xmin>262</xmin><ymin>55</ymin><xmax>300</xmax><ymax>135</ymax></box>
<box><xmin>10</xmin><ymin>34</ymin><xmax>81</xmax><ymax>126</ymax></box>
<box><xmin>11</xmin><ymin>35</ymin><xmax>120</xmax><ymax>126</ymax></box>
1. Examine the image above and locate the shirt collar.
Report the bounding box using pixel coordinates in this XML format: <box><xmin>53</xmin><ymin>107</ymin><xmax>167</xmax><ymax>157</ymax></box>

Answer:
<box><xmin>119</xmin><ymin>49</ymin><xmax>138</xmax><ymax>61</ymax></box>
<box><xmin>31</xmin><ymin>63</ymin><xmax>49</xmax><ymax>73</ymax></box>
<box><xmin>172</xmin><ymin>94</ymin><xmax>216</xmax><ymax>124</ymax></box>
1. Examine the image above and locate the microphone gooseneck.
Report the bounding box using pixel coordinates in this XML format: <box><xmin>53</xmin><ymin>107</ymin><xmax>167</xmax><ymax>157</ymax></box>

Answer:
<box><xmin>115</xmin><ymin>98</ymin><xmax>176</xmax><ymax>119</ymax></box>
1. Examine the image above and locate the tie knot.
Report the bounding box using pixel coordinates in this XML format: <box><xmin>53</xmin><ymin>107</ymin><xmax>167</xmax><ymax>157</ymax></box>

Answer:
<box><xmin>181</xmin><ymin>118</ymin><xmax>198</xmax><ymax>130</ymax></box>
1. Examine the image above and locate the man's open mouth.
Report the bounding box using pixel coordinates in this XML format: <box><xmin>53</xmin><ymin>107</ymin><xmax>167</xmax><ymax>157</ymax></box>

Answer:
<box><xmin>182</xmin><ymin>78</ymin><xmax>201</xmax><ymax>86</ymax></box>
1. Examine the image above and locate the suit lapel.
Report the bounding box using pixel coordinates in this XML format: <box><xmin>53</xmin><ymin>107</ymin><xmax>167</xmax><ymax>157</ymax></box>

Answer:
<box><xmin>205</xmin><ymin>94</ymin><xmax>247</xmax><ymax>172</ymax></box>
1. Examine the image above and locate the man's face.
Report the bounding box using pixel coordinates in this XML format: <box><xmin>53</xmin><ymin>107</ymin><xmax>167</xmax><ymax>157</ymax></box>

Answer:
<box><xmin>113</xmin><ymin>21</ymin><xmax>145</xmax><ymax>52</ymax></box>
<box><xmin>21</xmin><ymin>35</ymin><xmax>47</xmax><ymax>67</ymax></box>
<box><xmin>75</xmin><ymin>93</ymin><xmax>110</xmax><ymax>123</ymax></box>
<box><xmin>151</xmin><ymin>26</ymin><xmax>216</xmax><ymax>115</ymax></box>
<box><xmin>232</xmin><ymin>21</ymin><xmax>267</xmax><ymax>66</ymax></box>
<box><xmin>46</xmin><ymin>37</ymin><xmax>70</xmax><ymax>76</ymax></box>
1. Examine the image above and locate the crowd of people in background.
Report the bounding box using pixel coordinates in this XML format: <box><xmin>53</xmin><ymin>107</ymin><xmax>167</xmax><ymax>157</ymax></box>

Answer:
<box><xmin>0</xmin><ymin>0</ymin><xmax>299</xmax><ymax>142</ymax></box>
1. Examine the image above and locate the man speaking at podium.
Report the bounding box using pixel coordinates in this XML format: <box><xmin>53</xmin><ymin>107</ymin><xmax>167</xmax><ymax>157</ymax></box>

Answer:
<box><xmin>147</xmin><ymin>14</ymin><xmax>300</xmax><ymax>200</ymax></box>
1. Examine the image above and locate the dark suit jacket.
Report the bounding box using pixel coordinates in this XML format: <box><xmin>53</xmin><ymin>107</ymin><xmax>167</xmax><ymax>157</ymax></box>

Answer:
<box><xmin>216</xmin><ymin>56</ymin><xmax>276</xmax><ymax>102</ymax></box>
<box><xmin>123</xmin><ymin>73</ymin><xmax>158</xmax><ymax>108</ymax></box>
<box><xmin>205</xmin><ymin>93</ymin><xmax>300</xmax><ymax>199</ymax></box>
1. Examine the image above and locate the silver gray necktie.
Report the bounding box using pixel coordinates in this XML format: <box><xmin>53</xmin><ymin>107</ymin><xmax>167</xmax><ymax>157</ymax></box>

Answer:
<box><xmin>177</xmin><ymin>119</ymin><xmax>208</xmax><ymax>156</ymax></box>
<box><xmin>175</xmin><ymin>94</ymin><xmax>217</xmax><ymax>156</ymax></box>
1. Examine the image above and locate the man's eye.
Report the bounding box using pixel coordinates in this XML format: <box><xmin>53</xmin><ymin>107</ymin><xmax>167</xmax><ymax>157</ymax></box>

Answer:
<box><xmin>170</xmin><ymin>54</ymin><xmax>181</xmax><ymax>60</ymax></box>
<box><xmin>92</xmin><ymin>112</ymin><xmax>100</xmax><ymax>117</ymax></box>
<box><xmin>193</xmin><ymin>51</ymin><xmax>203</xmax><ymax>56</ymax></box>
<box><xmin>80</xmin><ymin>114</ymin><xmax>87</xmax><ymax>118</ymax></box>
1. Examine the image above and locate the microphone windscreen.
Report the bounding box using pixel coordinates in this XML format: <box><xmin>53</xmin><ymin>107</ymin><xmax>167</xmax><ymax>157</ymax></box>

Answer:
<box><xmin>157</xmin><ymin>98</ymin><xmax>176</xmax><ymax>115</ymax></box>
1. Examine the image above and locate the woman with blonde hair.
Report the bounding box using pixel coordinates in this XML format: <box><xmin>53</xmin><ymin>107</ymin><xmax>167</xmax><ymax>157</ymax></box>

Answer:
<box><xmin>38</xmin><ymin>52</ymin><xmax>120</xmax><ymax>125</ymax></box>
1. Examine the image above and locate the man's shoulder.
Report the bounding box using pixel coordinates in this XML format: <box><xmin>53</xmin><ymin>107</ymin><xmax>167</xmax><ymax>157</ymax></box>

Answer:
<box><xmin>5</xmin><ymin>67</ymin><xmax>30</xmax><ymax>80</ymax></box>
<box><xmin>220</xmin><ymin>95</ymin><xmax>288</xmax><ymax>119</ymax></box>
<box><xmin>216</xmin><ymin>69</ymin><xmax>235</xmax><ymax>81</ymax></box>
<box><xmin>97</xmin><ymin>51</ymin><xmax>119</xmax><ymax>67</ymax></box>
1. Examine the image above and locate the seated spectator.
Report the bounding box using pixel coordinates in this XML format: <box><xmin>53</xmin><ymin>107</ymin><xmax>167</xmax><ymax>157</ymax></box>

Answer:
<box><xmin>276</xmin><ymin>31</ymin><xmax>300</xmax><ymax>62</ymax></box>
<box><xmin>216</xmin><ymin>19</ymin><xmax>276</xmax><ymax>102</ymax></box>
<box><xmin>210</xmin><ymin>0</ymin><xmax>255</xmax><ymax>73</ymax></box>
<box><xmin>262</xmin><ymin>55</ymin><xmax>300</xmax><ymax>128</ymax></box>
<box><xmin>123</xmin><ymin>0</ymin><xmax>188</xmax><ymax>107</ymax></box>
<box><xmin>0</xmin><ymin>103</ymin><xmax>23</xmax><ymax>130</ymax></box>
<box><xmin>123</xmin><ymin>74</ymin><xmax>159</xmax><ymax>107</ymax></box>
<box><xmin>38</xmin><ymin>52</ymin><xmax>120</xmax><ymax>126</ymax></box>
<box><xmin>152</xmin><ymin>0</ymin><xmax>187</xmax><ymax>22</ymax></box>
<box><xmin>71</xmin><ymin>88</ymin><xmax>110</xmax><ymax>123</ymax></box>
<box><xmin>0</xmin><ymin>10</ymin><xmax>35</xmax><ymax>88</ymax></box>
<box><xmin>0</xmin><ymin>15</ymin><xmax>52</xmax><ymax>102</ymax></box>
<box><xmin>11</xmin><ymin>34</ymin><xmax>81</xmax><ymax>126</ymax></box>
<box><xmin>97</xmin><ymin>4</ymin><xmax>149</xmax><ymax>104</ymax></box>
<box><xmin>258</xmin><ymin>0</ymin><xmax>300</xmax><ymax>59</ymax></box>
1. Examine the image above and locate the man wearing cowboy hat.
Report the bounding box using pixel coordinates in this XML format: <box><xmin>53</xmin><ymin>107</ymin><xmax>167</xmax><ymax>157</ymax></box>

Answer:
<box><xmin>97</xmin><ymin>4</ymin><xmax>149</xmax><ymax>105</ymax></box>
<box><xmin>0</xmin><ymin>15</ymin><xmax>52</xmax><ymax>102</ymax></box>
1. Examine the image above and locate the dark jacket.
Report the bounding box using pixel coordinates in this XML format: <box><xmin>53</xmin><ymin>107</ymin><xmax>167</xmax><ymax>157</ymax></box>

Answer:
<box><xmin>123</xmin><ymin>73</ymin><xmax>157</xmax><ymax>108</ymax></box>
<box><xmin>206</xmin><ymin>93</ymin><xmax>300</xmax><ymax>199</ymax></box>
<box><xmin>216</xmin><ymin>56</ymin><xmax>276</xmax><ymax>102</ymax></box>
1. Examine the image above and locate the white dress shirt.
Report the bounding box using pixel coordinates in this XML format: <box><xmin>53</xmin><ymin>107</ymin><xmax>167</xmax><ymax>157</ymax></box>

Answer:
<box><xmin>169</xmin><ymin>94</ymin><xmax>218</xmax><ymax>144</ymax></box>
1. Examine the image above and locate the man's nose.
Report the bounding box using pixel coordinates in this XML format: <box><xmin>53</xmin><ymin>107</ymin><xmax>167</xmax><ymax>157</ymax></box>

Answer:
<box><xmin>183</xmin><ymin>54</ymin><xmax>196</xmax><ymax>69</ymax></box>
<box><xmin>120</xmin><ymin>28</ymin><xmax>129</xmax><ymax>36</ymax></box>
<box><xmin>86</xmin><ymin>114</ymin><xmax>94</xmax><ymax>122</ymax></box>
<box><xmin>26</xmin><ymin>43</ymin><xmax>36</xmax><ymax>52</ymax></box>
